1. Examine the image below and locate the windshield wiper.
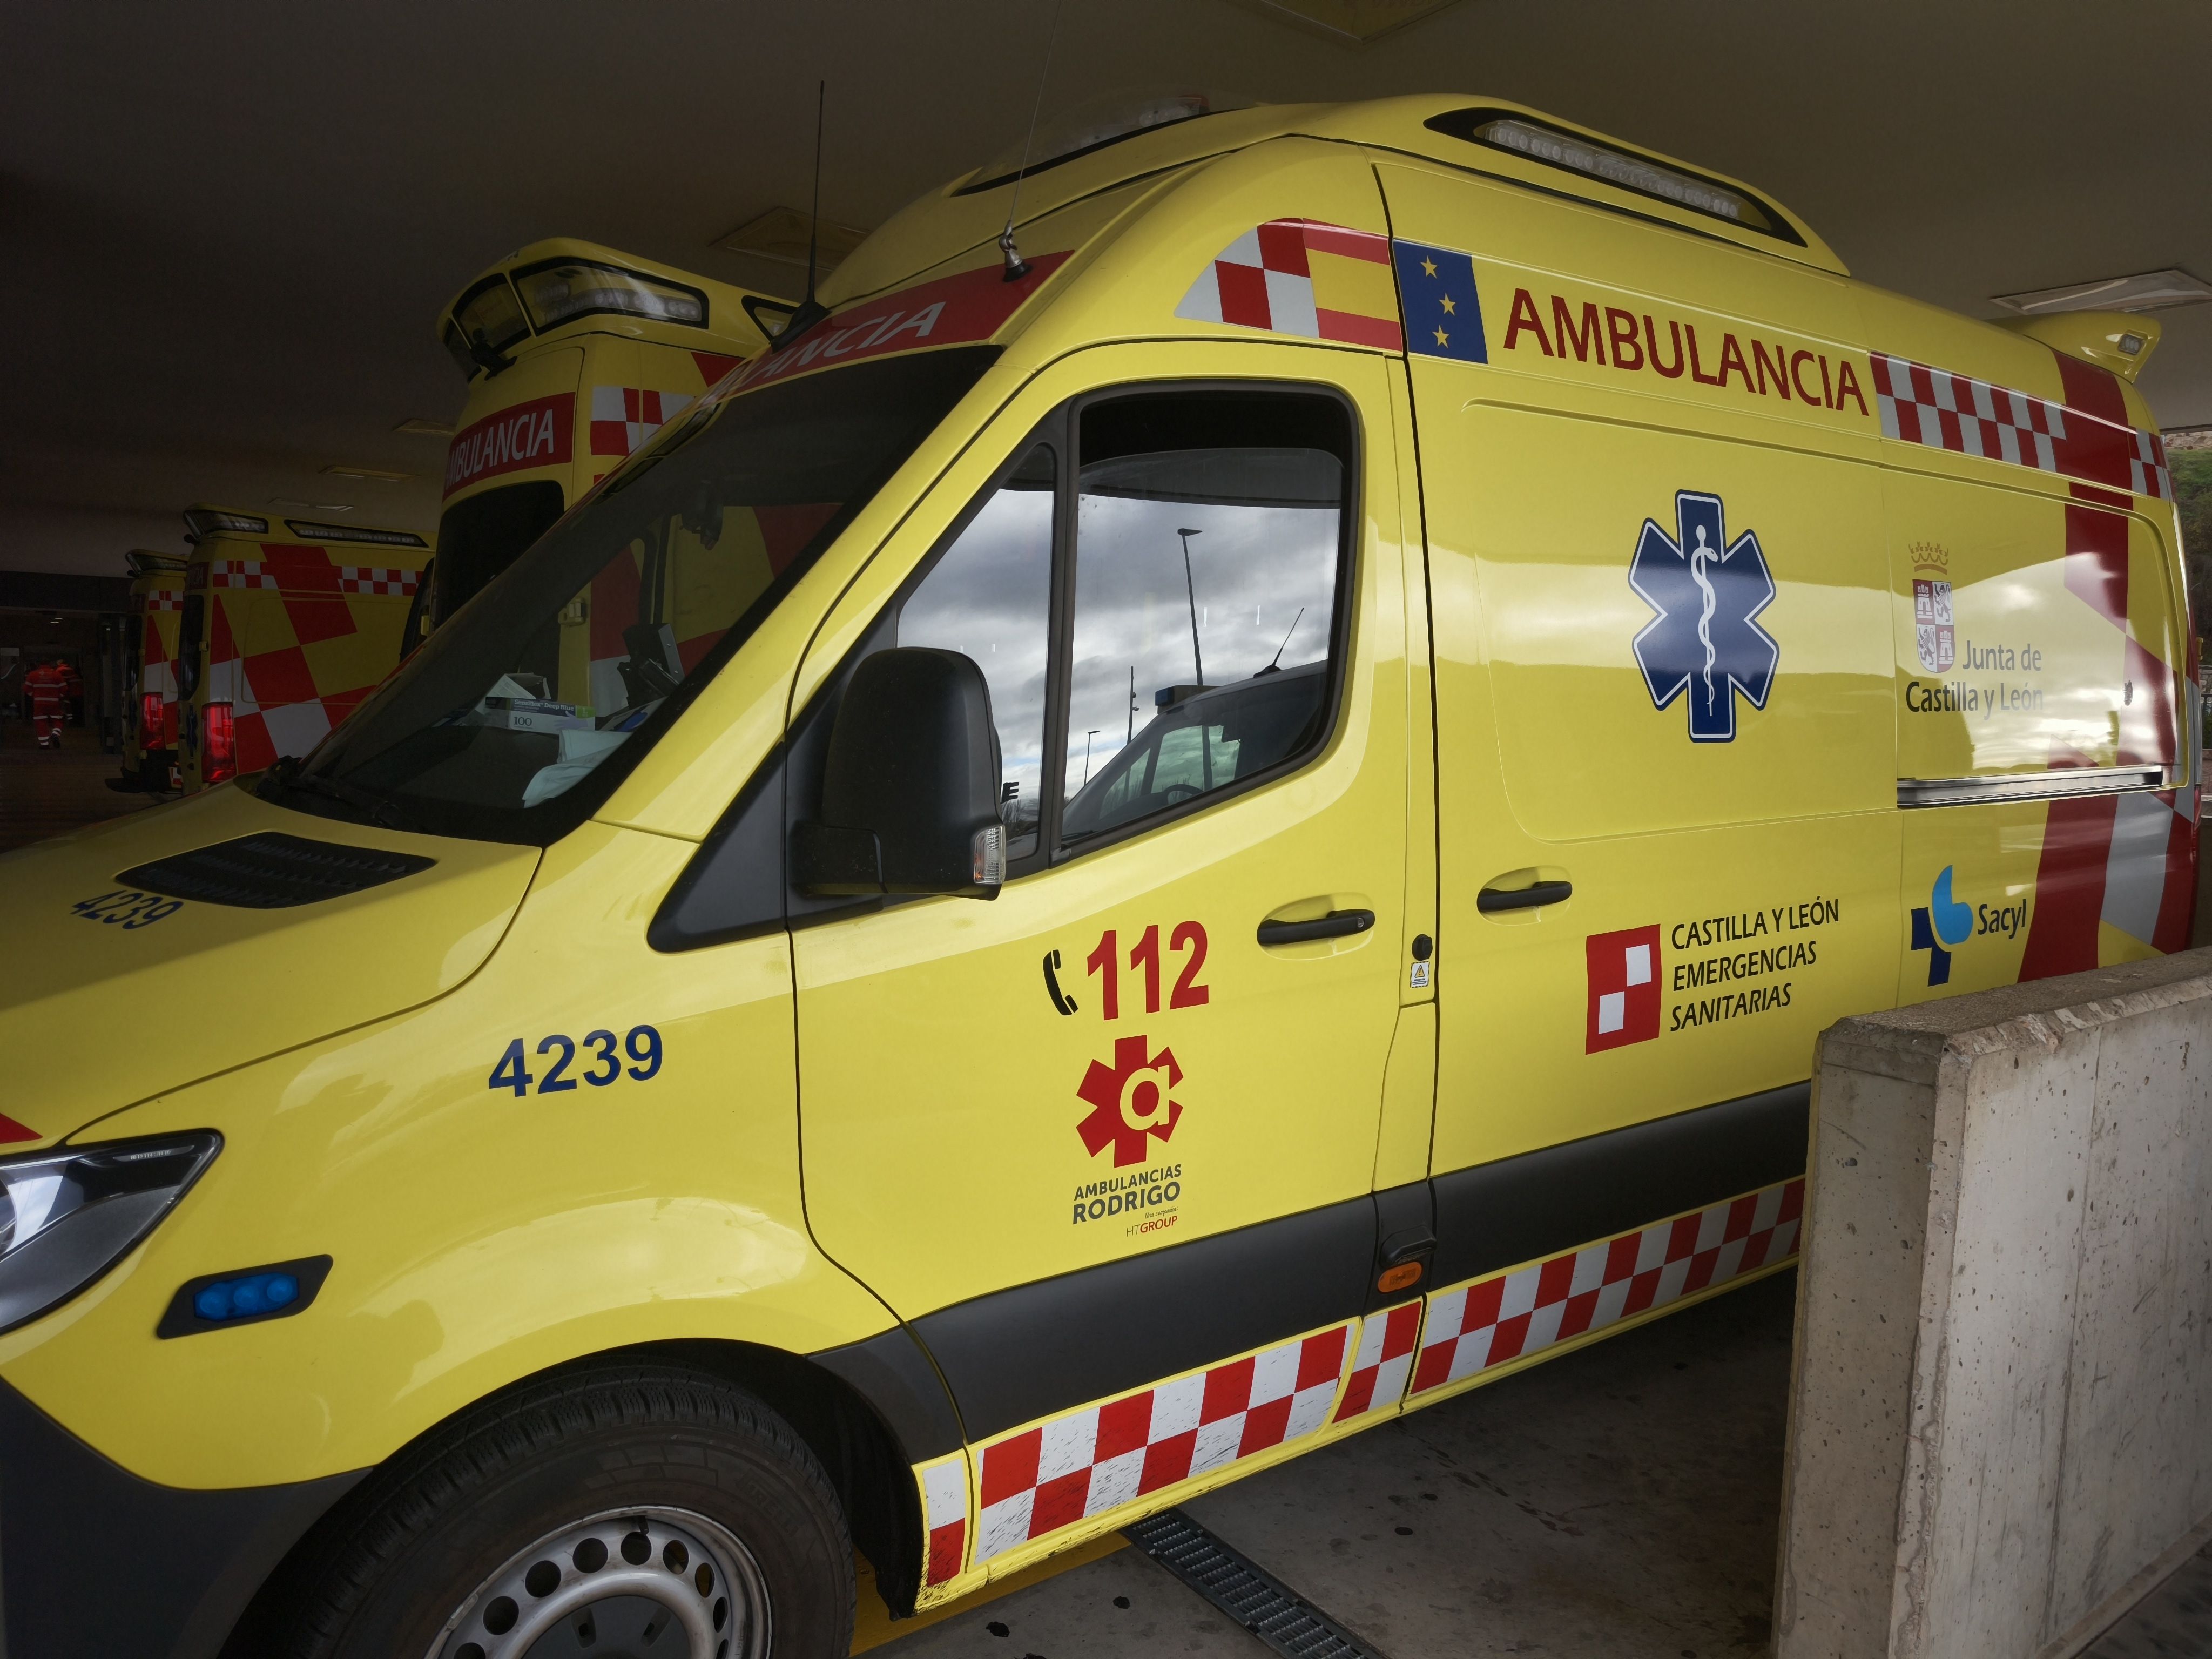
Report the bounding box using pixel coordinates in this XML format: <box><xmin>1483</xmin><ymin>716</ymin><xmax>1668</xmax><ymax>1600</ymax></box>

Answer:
<box><xmin>259</xmin><ymin>756</ymin><xmax>416</xmax><ymax>831</ymax></box>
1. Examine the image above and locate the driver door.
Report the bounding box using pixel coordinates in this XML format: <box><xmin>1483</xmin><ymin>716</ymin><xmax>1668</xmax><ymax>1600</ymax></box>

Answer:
<box><xmin>791</xmin><ymin>344</ymin><xmax>1421</xmax><ymax>1567</ymax></box>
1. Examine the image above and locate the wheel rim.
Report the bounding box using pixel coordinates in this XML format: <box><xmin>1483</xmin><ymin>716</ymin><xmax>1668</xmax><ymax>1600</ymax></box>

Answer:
<box><xmin>426</xmin><ymin>1506</ymin><xmax>771</xmax><ymax>1659</ymax></box>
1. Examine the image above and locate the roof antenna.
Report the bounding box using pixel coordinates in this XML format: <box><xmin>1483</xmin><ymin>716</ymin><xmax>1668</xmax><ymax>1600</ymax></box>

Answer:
<box><xmin>765</xmin><ymin>81</ymin><xmax>833</xmax><ymax>350</ymax></box>
<box><xmin>999</xmin><ymin>0</ymin><xmax>1066</xmax><ymax>282</ymax></box>
<box><xmin>1258</xmin><ymin>606</ymin><xmax>1304</xmax><ymax>676</ymax></box>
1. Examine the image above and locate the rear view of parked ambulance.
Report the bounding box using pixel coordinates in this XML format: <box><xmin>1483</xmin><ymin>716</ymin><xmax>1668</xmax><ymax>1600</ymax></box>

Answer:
<box><xmin>113</xmin><ymin>549</ymin><xmax>187</xmax><ymax>793</ymax></box>
<box><xmin>173</xmin><ymin>505</ymin><xmax>429</xmax><ymax>789</ymax></box>
<box><xmin>0</xmin><ymin>95</ymin><xmax>2190</xmax><ymax>1659</ymax></box>
<box><xmin>419</xmin><ymin>239</ymin><xmax>784</xmax><ymax>652</ymax></box>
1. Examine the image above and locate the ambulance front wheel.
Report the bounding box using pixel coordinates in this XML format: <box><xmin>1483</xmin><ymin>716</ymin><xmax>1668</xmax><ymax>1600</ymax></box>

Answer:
<box><xmin>278</xmin><ymin>1363</ymin><xmax>855</xmax><ymax>1659</ymax></box>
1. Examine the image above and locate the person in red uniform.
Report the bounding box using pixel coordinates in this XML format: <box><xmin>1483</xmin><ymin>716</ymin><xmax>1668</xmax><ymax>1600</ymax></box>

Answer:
<box><xmin>24</xmin><ymin>658</ymin><xmax>69</xmax><ymax>750</ymax></box>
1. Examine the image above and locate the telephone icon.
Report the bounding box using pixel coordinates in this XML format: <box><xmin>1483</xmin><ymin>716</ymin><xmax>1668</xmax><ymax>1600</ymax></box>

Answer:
<box><xmin>1042</xmin><ymin>949</ymin><xmax>1078</xmax><ymax>1016</ymax></box>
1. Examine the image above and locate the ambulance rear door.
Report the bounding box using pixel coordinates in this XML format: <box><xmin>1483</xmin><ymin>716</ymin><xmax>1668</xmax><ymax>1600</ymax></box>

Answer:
<box><xmin>1380</xmin><ymin>158</ymin><xmax>1899</xmax><ymax>1407</ymax></box>
<box><xmin>1866</xmin><ymin>310</ymin><xmax>2199</xmax><ymax>995</ymax></box>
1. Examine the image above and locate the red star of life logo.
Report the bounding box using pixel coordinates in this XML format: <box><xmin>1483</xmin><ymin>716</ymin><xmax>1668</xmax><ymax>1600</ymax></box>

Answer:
<box><xmin>1075</xmin><ymin>1035</ymin><xmax>1184</xmax><ymax>1167</ymax></box>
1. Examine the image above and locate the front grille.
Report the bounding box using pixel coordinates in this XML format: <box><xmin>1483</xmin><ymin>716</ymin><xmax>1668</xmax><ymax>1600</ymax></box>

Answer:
<box><xmin>118</xmin><ymin>833</ymin><xmax>435</xmax><ymax>909</ymax></box>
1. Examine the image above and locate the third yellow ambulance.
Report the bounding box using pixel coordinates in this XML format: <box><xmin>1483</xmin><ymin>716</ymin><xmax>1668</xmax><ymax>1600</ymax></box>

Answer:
<box><xmin>0</xmin><ymin>95</ymin><xmax>2191</xmax><ymax>1659</ymax></box>
<box><xmin>174</xmin><ymin>505</ymin><xmax>429</xmax><ymax>788</ymax></box>
<box><xmin>115</xmin><ymin>549</ymin><xmax>187</xmax><ymax>793</ymax></box>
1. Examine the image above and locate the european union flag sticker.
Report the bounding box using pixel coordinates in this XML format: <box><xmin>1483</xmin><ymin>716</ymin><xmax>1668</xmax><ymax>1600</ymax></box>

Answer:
<box><xmin>1392</xmin><ymin>239</ymin><xmax>1487</xmax><ymax>363</ymax></box>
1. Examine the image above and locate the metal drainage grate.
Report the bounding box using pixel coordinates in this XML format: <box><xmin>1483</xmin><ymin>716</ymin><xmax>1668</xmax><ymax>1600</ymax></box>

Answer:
<box><xmin>1123</xmin><ymin>1507</ymin><xmax>1392</xmax><ymax>1659</ymax></box>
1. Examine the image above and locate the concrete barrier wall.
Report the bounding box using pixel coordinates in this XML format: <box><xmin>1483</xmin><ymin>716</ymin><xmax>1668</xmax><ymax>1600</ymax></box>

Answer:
<box><xmin>1775</xmin><ymin>950</ymin><xmax>2212</xmax><ymax>1659</ymax></box>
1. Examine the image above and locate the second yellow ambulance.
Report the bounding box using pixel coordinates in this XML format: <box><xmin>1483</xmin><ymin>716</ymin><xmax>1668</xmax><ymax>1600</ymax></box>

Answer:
<box><xmin>0</xmin><ymin>95</ymin><xmax>2191</xmax><ymax>1659</ymax></box>
<box><xmin>420</xmin><ymin>238</ymin><xmax>783</xmax><ymax>645</ymax></box>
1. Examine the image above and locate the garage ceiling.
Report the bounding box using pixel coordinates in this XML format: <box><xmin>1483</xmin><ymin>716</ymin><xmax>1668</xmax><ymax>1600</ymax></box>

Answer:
<box><xmin>5</xmin><ymin>0</ymin><xmax>2208</xmax><ymax>575</ymax></box>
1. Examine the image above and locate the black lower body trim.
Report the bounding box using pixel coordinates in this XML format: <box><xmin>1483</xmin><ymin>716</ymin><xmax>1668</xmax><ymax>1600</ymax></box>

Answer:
<box><xmin>1430</xmin><ymin>1083</ymin><xmax>1810</xmax><ymax>1289</ymax></box>
<box><xmin>0</xmin><ymin>1377</ymin><xmax>363</xmax><ymax>1659</ymax></box>
<box><xmin>811</xmin><ymin>1323</ymin><xmax>967</xmax><ymax>1463</ymax></box>
<box><xmin>913</xmin><ymin>1195</ymin><xmax>1375</xmax><ymax>1442</ymax></box>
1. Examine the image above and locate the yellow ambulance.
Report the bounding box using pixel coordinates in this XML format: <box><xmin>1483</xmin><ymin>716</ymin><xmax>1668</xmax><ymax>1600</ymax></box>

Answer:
<box><xmin>0</xmin><ymin>96</ymin><xmax>2193</xmax><ymax>1658</ymax></box>
<box><xmin>112</xmin><ymin>550</ymin><xmax>188</xmax><ymax>794</ymax></box>
<box><xmin>173</xmin><ymin>505</ymin><xmax>430</xmax><ymax>790</ymax></box>
<box><xmin>417</xmin><ymin>238</ymin><xmax>784</xmax><ymax>649</ymax></box>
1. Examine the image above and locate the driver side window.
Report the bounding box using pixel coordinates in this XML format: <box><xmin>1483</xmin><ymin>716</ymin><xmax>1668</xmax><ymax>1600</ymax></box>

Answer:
<box><xmin>1057</xmin><ymin>389</ymin><xmax>1350</xmax><ymax>846</ymax></box>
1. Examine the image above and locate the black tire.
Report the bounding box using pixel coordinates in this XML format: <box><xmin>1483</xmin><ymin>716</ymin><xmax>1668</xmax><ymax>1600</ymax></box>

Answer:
<box><xmin>275</xmin><ymin>1363</ymin><xmax>854</xmax><ymax>1659</ymax></box>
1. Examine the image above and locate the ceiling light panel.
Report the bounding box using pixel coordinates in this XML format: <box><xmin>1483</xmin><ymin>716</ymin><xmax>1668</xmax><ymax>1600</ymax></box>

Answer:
<box><xmin>713</xmin><ymin>206</ymin><xmax>869</xmax><ymax>272</ymax></box>
<box><xmin>1236</xmin><ymin>0</ymin><xmax>1465</xmax><ymax>42</ymax></box>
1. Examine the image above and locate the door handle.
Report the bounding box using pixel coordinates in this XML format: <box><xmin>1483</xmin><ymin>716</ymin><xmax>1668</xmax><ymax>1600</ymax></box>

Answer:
<box><xmin>1256</xmin><ymin>908</ymin><xmax>1375</xmax><ymax>946</ymax></box>
<box><xmin>1477</xmin><ymin>879</ymin><xmax>1572</xmax><ymax>914</ymax></box>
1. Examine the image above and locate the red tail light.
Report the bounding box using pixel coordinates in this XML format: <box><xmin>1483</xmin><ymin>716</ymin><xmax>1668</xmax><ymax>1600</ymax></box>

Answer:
<box><xmin>203</xmin><ymin>701</ymin><xmax>236</xmax><ymax>784</ymax></box>
<box><xmin>139</xmin><ymin>692</ymin><xmax>163</xmax><ymax>749</ymax></box>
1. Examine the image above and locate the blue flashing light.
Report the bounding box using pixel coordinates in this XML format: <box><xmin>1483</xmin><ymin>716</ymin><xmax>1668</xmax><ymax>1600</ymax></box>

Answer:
<box><xmin>193</xmin><ymin>1271</ymin><xmax>300</xmax><ymax>1323</ymax></box>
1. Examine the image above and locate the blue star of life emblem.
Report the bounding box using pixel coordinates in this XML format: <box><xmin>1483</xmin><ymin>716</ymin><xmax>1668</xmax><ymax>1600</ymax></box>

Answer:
<box><xmin>1628</xmin><ymin>491</ymin><xmax>1778</xmax><ymax>743</ymax></box>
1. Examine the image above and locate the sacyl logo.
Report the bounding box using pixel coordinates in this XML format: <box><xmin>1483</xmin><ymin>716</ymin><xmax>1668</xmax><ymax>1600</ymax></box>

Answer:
<box><xmin>1910</xmin><ymin>865</ymin><xmax>1974</xmax><ymax>986</ymax></box>
<box><xmin>1629</xmin><ymin>491</ymin><xmax>1778</xmax><ymax>743</ymax></box>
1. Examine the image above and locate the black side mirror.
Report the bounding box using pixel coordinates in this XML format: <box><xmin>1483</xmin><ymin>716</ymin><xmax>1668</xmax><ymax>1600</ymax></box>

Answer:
<box><xmin>794</xmin><ymin>647</ymin><xmax>1006</xmax><ymax>899</ymax></box>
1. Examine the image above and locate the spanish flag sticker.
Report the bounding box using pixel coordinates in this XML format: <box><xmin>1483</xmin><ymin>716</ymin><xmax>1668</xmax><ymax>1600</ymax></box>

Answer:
<box><xmin>1177</xmin><ymin>219</ymin><xmax>1404</xmax><ymax>350</ymax></box>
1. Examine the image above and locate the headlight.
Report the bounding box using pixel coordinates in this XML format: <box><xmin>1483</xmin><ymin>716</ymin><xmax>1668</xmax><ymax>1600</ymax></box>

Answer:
<box><xmin>0</xmin><ymin>1133</ymin><xmax>220</xmax><ymax>1334</ymax></box>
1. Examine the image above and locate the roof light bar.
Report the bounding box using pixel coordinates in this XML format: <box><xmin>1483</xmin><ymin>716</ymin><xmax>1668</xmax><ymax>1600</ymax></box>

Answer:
<box><xmin>181</xmin><ymin>509</ymin><xmax>268</xmax><ymax>542</ymax></box>
<box><xmin>1427</xmin><ymin>109</ymin><xmax>1797</xmax><ymax>244</ymax></box>
<box><xmin>957</xmin><ymin>89</ymin><xmax>1240</xmax><ymax>197</ymax></box>
<box><xmin>510</xmin><ymin>258</ymin><xmax>707</xmax><ymax>332</ymax></box>
<box><xmin>282</xmin><ymin>520</ymin><xmax>429</xmax><ymax>549</ymax></box>
<box><xmin>447</xmin><ymin>272</ymin><xmax>533</xmax><ymax>382</ymax></box>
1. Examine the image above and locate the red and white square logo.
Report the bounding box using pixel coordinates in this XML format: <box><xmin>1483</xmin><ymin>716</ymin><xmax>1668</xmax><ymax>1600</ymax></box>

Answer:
<box><xmin>1586</xmin><ymin>925</ymin><xmax>1661</xmax><ymax>1053</ymax></box>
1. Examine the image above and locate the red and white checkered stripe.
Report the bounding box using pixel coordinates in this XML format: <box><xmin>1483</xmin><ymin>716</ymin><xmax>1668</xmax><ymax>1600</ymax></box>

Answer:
<box><xmin>1872</xmin><ymin>353</ymin><xmax>2066</xmax><ymax>473</ymax></box>
<box><xmin>1871</xmin><ymin>352</ymin><xmax>2172</xmax><ymax>501</ymax></box>
<box><xmin>1333</xmin><ymin>1301</ymin><xmax>1420</xmax><ymax>1423</ymax></box>
<box><xmin>253</xmin><ymin>697</ymin><xmax>333</xmax><ymax>757</ymax></box>
<box><xmin>2129</xmin><ymin>427</ymin><xmax>2172</xmax><ymax>500</ymax></box>
<box><xmin>1410</xmin><ymin>1178</ymin><xmax>1804</xmax><ymax>1398</ymax></box>
<box><xmin>335</xmin><ymin>566</ymin><xmax>418</xmax><ymax>596</ymax></box>
<box><xmin>973</xmin><ymin>1321</ymin><xmax>1351</xmax><ymax>1566</ymax></box>
<box><xmin>589</xmin><ymin>385</ymin><xmax>692</xmax><ymax>458</ymax></box>
<box><xmin>208</xmin><ymin>561</ymin><xmax>276</xmax><ymax>589</ymax></box>
<box><xmin>915</xmin><ymin>1453</ymin><xmax>969</xmax><ymax>1588</ymax></box>
<box><xmin>142</xmin><ymin>594</ymin><xmax>183</xmax><ymax>612</ymax></box>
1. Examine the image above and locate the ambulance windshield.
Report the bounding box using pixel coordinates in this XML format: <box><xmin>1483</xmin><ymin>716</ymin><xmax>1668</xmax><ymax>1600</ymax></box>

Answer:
<box><xmin>270</xmin><ymin>348</ymin><xmax>997</xmax><ymax>842</ymax></box>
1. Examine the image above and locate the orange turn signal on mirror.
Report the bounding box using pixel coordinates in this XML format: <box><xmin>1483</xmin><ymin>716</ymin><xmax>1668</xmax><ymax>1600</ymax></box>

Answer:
<box><xmin>1376</xmin><ymin>1262</ymin><xmax>1424</xmax><ymax>1294</ymax></box>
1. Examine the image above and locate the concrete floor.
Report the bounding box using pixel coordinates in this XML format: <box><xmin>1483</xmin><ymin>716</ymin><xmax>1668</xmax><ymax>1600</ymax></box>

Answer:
<box><xmin>2085</xmin><ymin>1540</ymin><xmax>2212</xmax><ymax>1658</ymax></box>
<box><xmin>0</xmin><ymin>718</ymin><xmax>153</xmax><ymax>852</ymax></box>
